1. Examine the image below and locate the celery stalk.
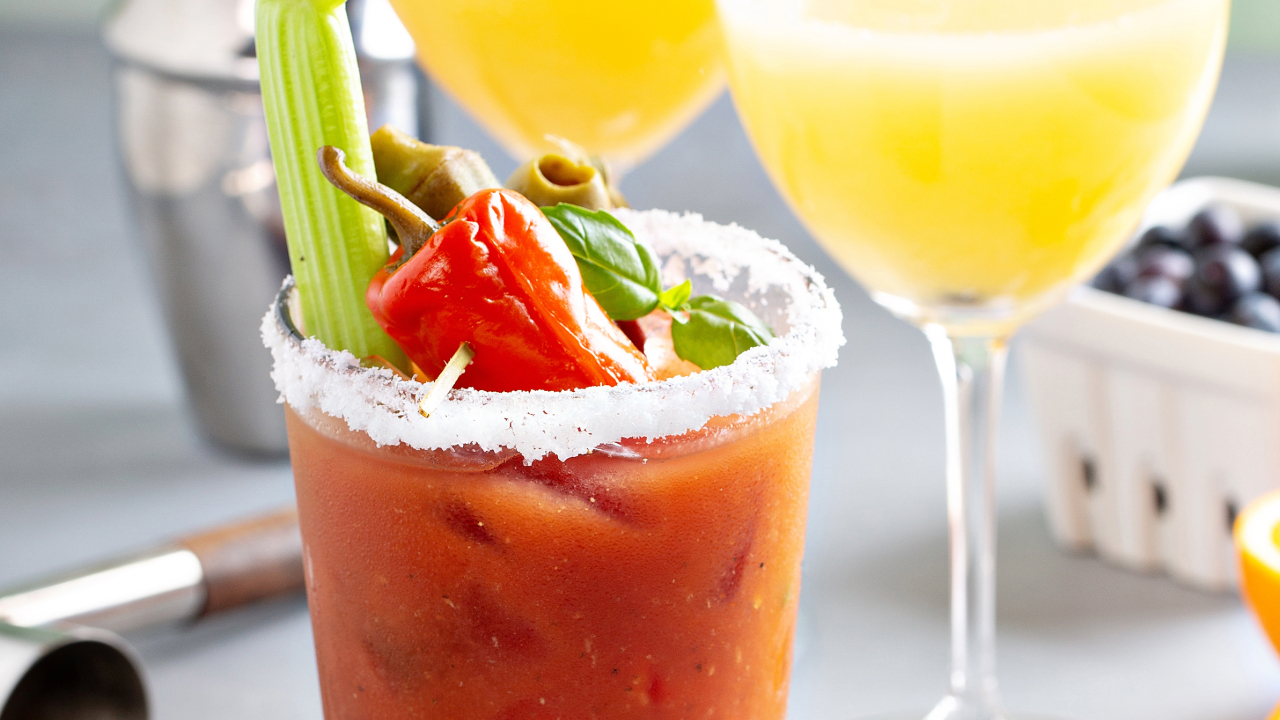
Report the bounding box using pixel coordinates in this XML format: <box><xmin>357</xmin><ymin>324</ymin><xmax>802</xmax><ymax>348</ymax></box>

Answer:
<box><xmin>256</xmin><ymin>0</ymin><xmax>405</xmax><ymax>366</ymax></box>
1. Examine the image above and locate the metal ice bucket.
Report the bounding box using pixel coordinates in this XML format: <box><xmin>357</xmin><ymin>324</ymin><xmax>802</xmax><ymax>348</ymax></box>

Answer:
<box><xmin>102</xmin><ymin>0</ymin><xmax>423</xmax><ymax>455</ymax></box>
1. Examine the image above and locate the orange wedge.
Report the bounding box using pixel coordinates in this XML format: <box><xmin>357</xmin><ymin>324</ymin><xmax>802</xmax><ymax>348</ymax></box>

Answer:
<box><xmin>1235</xmin><ymin>491</ymin><xmax>1280</xmax><ymax>720</ymax></box>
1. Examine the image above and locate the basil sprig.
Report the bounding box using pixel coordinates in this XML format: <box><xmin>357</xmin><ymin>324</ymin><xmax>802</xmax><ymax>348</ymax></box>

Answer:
<box><xmin>543</xmin><ymin>204</ymin><xmax>773</xmax><ymax>369</ymax></box>
<box><xmin>659</xmin><ymin>279</ymin><xmax>692</xmax><ymax>315</ymax></box>
<box><xmin>670</xmin><ymin>295</ymin><xmax>774</xmax><ymax>370</ymax></box>
<box><xmin>543</xmin><ymin>204</ymin><xmax>661</xmax><ymax>321</ymax></box>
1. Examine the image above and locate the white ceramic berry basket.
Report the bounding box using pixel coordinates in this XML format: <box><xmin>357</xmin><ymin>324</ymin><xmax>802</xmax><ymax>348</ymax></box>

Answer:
<box><xmin>1020</xmin><ymin>177</ymin><xmax>1280</xmax><ymax>591</ymax></box>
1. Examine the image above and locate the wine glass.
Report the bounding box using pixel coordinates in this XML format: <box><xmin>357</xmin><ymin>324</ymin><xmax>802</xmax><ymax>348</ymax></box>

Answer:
<box><xmin>716</xmin><ymin>0</ymin><xmax>1228</xmax><ymax>717</ymax></box>
<box><xmin>385</xmin><ymin>0</ymin><xmax>724</xmax><ymax>177</ymax></box>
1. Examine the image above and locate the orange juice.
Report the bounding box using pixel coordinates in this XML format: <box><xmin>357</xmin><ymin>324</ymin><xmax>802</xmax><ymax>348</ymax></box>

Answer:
<box><xmin>387</xmin><ymin>0</ymin><xmax>724</xmax><ymax>168</ymax></box>
<box><xmin>720</xmin><ymin>0</ymin><xmax>1228</xmax><ymax>331</ymax></box>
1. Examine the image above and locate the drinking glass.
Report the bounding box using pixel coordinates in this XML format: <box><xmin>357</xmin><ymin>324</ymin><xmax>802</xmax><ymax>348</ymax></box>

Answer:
<box><xmin>385</xmin><ymin>0</ymin><xmax>724</xmax><ymax>174</ymax></box>
<box><xmin>716</xmin><ymin>0</ymin><xmax>1229</xmax><ymax>717</ymax></box>
<box><xmin>267</xmin><ymin>211</ymin><xmax>844</xmax><ymax>719</ymax></box>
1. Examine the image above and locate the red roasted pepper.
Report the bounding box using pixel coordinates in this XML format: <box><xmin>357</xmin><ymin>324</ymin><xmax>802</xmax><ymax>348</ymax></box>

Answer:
<box><xmin>366</xmin><ymin>188</ymin><xmax>654</xmax><ymax>392</ymax></box>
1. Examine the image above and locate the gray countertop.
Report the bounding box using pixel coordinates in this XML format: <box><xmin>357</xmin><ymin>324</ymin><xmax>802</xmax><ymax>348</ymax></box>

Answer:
<box><xmin>3</xmin><ymin>27</ymin><xmax>1280</xmax><ymax>720</ymax></box>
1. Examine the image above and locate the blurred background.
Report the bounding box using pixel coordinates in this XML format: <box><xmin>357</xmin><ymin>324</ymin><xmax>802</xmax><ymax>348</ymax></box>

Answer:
<box><xmin>3</xmin><ymin>1</ymin><xmax>1280</xmax><ymax>718</ymax></box>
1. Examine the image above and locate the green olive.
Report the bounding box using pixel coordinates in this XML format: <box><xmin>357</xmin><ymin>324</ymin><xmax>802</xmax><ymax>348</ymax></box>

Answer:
<box><xmin>370</xmin><ymin>125</ymin><xmax>500</xmax><ymax>221</ymax></box>
<box><xmin>505</xmin><ymin>153</ymin><xmax>612</xmax><ymax>210</ymax></box>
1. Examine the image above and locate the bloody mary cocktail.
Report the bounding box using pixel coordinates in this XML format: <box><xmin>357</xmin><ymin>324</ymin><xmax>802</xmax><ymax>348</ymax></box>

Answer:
<box><xmin>288</xmin><ymin>377</ymin><xmax>817</xmax><ymax>719</ymax></box>
<box><xmin>265</xmin><ymin>209</ymin><xmax>844</xmax><ymax>719</ymax></box>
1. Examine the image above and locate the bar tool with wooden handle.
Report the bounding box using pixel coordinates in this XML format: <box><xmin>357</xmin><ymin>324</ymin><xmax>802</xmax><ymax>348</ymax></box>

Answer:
<box><xmin>0</xmin><ymin>508</ymin><xmax>304</xmax><ymax>719</ymax></box>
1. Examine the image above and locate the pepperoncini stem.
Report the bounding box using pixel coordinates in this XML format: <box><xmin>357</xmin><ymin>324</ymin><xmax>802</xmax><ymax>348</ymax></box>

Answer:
<box><xmin>506</xmin><ymin>153</ymin><xmax>612</xmax><ymax>210</ymax></box>
<box><xmin>317</xmin><ymin>146</ymin><xmax>439</xmax><ymax>261</ymax></box>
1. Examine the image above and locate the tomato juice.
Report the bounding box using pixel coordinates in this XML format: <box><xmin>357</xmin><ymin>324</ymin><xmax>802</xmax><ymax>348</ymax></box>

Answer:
<box><xmin>287</xmin><ymin>374</ymin><xmax>818</xmax><ymax>719</ymax></box>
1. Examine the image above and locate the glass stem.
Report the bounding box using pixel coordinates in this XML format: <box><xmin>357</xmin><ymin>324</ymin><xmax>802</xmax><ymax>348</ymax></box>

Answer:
<box><xmin>925</xmin><ymin>327</ymin><xmax>1008</xmax><ymax>720</ymax></box>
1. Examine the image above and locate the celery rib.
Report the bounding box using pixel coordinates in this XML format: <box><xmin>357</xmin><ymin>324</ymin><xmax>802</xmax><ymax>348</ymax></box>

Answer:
<box><xmin>257</xmin><ymin>0</ymin><xmax>406</xmax><ymax>367</ymax></box>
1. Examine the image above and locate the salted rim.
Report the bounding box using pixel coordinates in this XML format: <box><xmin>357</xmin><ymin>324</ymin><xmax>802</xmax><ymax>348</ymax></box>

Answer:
<box><xmin>261</xmin><ymin>209</ymin><xmax>845</xmax><ymax>461</ymax></box>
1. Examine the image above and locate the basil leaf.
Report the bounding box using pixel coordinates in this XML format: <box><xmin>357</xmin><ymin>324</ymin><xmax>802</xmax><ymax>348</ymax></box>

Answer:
<box><xmin>543</xmin><ymin>204</ymin><xmax>662</xmax><ymax>321</ymax></box>
<box><xmin>658</xmin><ymin>280</ymin><xmax>692</xmax><ymax>321</ymax></box>
<box><xmin>671</xmin><ymin>295</ymin><xmax>774</xmax><ymax>370</ymax></box>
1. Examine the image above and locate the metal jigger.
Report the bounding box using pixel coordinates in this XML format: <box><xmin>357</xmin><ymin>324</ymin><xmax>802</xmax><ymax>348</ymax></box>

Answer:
<box><xmin>102</xmin><ymin>0</ymin><xmax>423</xmax><ymax>455</ymax></box>
<box><xmin>0</xmin><ymin>509</ymin><xmax>303</xmax><ymax>719</ymax></box>
<box><xmin>0</xmin><ymin>625</ymin><xmax>145</xmax><ymax>720</ymax></box>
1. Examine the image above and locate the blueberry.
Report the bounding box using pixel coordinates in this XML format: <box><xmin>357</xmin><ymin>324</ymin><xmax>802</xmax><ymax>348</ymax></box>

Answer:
<box><xmin>1124</xmin><ymin>275</ymin><xmax>1182</xmax><ymax>309</ymax></box>
<box><xmin>1187</xmin><ymin>204</ymin><xmax>1245</xmax><ymax>248</ymax></box>
<box><xmin>1260</xmin><ymin>247</ymin><xmax>1280</xmax><ymax>298</ymax></box>
<box><xmin>1135</xmin><ymin>245</ymin><xmax>1194</xmax><ymax>283</ymax></box>
<box><xmin>1182</xmin><ymin>277</ymin><xmax>1226</xmax><ymax>317</ymax></box>
<box><xmin>1242</xmin><ymin>222</ymin><xmax>1280</xmax><ymax>259</ymax></box>
<box><xmin>1092</xmin><ymin>254</ymin><xmax>1139</xmax><ymax>293</ymax></box>
<box><xmin>1184</xmin><ymin>245</ymin><xmax>1262</xmax><ymax>316</ymax></box>
<box><xmin>1227</xmin><ymin>292</ymin><xmax>1280</xmax><ymax>333</ymax></box>
<box><xmin>1138</xmin><ymin>225</ymin><xmax>1192</xmax><ymax>252</ymax></box>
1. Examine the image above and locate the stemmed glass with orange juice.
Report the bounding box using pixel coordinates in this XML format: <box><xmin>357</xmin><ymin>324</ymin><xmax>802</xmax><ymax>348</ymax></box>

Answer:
<box><xmin>386</xmin><ymin>0</ymin><xmax>724</xmax><ymax>174</ymax></box>
<box><xmin>717</xmin><ymin>0</ymin><xmax>1228</xmax><ymax>716</ymax></box>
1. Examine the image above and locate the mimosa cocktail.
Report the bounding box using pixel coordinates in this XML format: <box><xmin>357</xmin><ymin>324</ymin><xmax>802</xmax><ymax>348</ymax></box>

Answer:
<box><xmin>722</xmin><ymin>0</ymin><xmax>1227</xmax><ymax>332</ymax></box>
<box><xmin>388</xmin><ymin>0</ymin><xmax>724</xmax><ymax>169</ymax></box>
<box><xmin>718</xmin><ymin>0</ymin><xmax>1228</xmax><ymax>717</ymax></box>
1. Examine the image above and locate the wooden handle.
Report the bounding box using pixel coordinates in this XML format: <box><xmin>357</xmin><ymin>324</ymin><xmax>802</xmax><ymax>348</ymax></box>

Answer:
<box><xmin>179</xmin><ymin>508</ymin><xmax>305</xmax><ymax>617</ymax></box>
